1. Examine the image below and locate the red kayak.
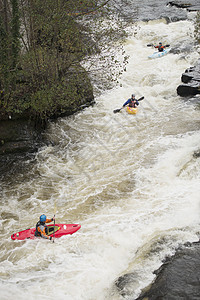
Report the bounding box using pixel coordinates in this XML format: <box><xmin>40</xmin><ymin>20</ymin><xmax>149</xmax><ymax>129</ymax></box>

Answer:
<box><xmin>11</xmin><ymin>224</ymin><xmax>81</xmax><ymax>240</ymax></box>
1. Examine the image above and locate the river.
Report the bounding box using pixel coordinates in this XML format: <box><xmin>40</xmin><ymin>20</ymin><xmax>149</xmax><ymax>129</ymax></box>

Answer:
<box><xmin>0</xmin><ymin>3</ymin><xmax>200</xmax><ymax>300</ymax></box>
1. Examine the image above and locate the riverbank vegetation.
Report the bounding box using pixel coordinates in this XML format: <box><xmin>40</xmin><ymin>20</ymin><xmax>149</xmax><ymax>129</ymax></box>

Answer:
<box><xmin>0</xmin><ymin>0</ymin><xmax>127</xmax><ymax>124</ymax></box>
<box><xmin>195</xmin><ymin>12</ymin><xmax>200</xmax><ymax>45</ymax></box>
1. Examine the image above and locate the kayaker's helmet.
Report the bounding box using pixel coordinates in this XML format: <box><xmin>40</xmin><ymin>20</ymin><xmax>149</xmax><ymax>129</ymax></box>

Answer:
<box><xmin>132</xmin><ymin>94</ymin><xmax>135</xmax><ymax>97</ymax></box>
<box><xmin>159</xmin><ymin>42</ymin><xmax>162</xmax><ymax>45</ymax></box>
<box><xmin>40</xmin><ymin>214</ymin><xmax>46</xmax><ymax>223</ymax></box>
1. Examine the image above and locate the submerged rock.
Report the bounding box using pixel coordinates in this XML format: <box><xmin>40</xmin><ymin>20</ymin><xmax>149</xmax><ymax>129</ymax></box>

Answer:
<box><xmin>135</xmin><ymin>242</ymin><xmax>200</xmax><ymax>300</ymax></box>
<box><xmin>193</xmin><ymin>149</ymin><xmax>200</xmax><ymax>158</ymax></box>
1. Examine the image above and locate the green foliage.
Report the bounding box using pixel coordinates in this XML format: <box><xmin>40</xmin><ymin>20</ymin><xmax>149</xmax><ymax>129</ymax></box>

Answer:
<box><xmin>11</xmin><ymin>0</ymin><xmax>21</xmax><ymax>68</ymax></box>
<box><xmin>0</xmin><ymin>14</ymin><xmax>9</xmax><ymax>92</ymax></box>
<box><xmin>194</xmin><ymin>12</ymin><xmax>200</xmax><ymax>45</ymax></box>
<box><xmin>65</xmin><ymin>0</ymin><xmax>98</xmax><ymax>15</ymax></box>
<box><xmin>0</xmin><ymin>0</ymin><xmax>95</xmax><ymax>120</ymax></box>
<box><xmin>0</xmin><ymin>0</ymin><xmax>21</xmax><ymax>102</ymax></box>
<box><xmin>0</xmin><ymin>0</ymin><xmax>126</xmax><ymax>122</ymax></box>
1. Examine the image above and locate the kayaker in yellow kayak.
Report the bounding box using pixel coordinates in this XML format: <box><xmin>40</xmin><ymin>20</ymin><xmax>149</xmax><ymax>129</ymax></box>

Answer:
<box><xmin>35</xmin><ymin>214</ymin><xmax>55</xmax><ymax>240</ymax></box>
<box><xmin>123</xmin><ymin>94</ymin><xmax>140</xmax><ymax>108</ymax></box>
<box><xmin>113</xmin><ymin>95</ymin><xmax>144</xmax><ymax>114</ymax></box>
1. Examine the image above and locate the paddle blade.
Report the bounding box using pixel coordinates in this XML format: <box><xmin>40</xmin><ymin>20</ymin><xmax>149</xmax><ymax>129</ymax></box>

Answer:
<box><xmin>147</xmin><ymin>44</ymin><xmax>153</xmax><ymax>47</ymax></box>
<box><xmin>165</xmin><ymin>44</ymin><xmax>170</xmax><ymax>47</ymax></box>
<box><xmin>138</xmin><ymin>96</ymin><xmax>144</xmax><ymax>101</ymax></box>
<box><xmin>113</xmin><ymin>108</ymin><xmax>121</xmax><ymax>113</ymax></box>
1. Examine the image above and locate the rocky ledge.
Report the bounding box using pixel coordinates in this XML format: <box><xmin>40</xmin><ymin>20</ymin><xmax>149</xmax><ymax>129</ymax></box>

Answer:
<box><xmin>168</xmin><ymin>0</ymin><xmax>200</xmax><ymax>11</ymax></box>
<box><xmin>135</xmin><ymin>241</ymin><xmax>200</xmax><ymax>300</ymax></box>
<box><xmin>0</xmin><ymin>65</ymin><xmax>94</xmax><ymax>157</ymax></box>
<box><xmin>115</xmin><ymin>240</ymin><xmax>200</xmax><ymax>300</ymax></box>
<box><xmin>0</xmin><ymin>65</ymin><xmax>94</xmax><ymax>180</ymax></box>
<box><xmin>177</xmin><ymin>59</ymin><xmax>200</xmax><ymax>97</ymax></box>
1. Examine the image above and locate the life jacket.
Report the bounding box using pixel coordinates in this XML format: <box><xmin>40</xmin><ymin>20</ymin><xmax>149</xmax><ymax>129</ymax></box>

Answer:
<box><xmin>35</xmin><ymin>221</ymin><xmax>47</xmax><ymax>236</ymax></box>
<box><xmin>129</xmin><ymin>100</ymin><xmax>137</xmax><ymax>108</ymax></box>
<box><xmin>158</xmin><ymin>45</ymin><xmax>164</xmax><ymax>52</ymax></box>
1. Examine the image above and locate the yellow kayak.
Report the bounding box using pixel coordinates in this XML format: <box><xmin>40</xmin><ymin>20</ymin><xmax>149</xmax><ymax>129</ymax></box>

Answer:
<box><xmin>126</xmin><ymin>106</ymin><xmax>138</xmax><ymax>114</ymax></box>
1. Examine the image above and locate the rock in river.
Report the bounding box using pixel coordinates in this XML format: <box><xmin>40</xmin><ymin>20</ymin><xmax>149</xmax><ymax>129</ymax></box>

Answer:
<box><xmin>177</xmin><ymin>59</ymin><xmax>200</xmax><ymax>97</ymax></box>
<box><xmin>135</xmin><ymin>241</ymin><xmax>200</xmax><ymax>300</ymax></box>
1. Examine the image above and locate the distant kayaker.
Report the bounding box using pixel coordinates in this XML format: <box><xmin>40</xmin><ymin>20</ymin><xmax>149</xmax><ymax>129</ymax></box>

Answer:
<box><xmin>35</xmin><ymin>214</ymin><xmax>55</xmax><ymax>241</ymax></box>
<box><xmin>123</xmin><ymin>94</ymin><xmax>139</xmax><ymax>108</ymax></box>
<box><xmin>154</xmin><ymin>42</ymin><xmax>166</xmax><ymax>52</ymax></box>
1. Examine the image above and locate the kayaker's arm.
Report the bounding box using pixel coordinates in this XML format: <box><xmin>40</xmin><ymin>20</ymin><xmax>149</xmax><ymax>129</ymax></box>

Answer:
<box><xmin>46</xmin><ymin>218</ymin><xmax>54</xmax><ymax>223</ymax></box>
<box><xmin>135</xmin><ymin>100</ymin><xmax>139</xmax><ymax>106</ymax></box>
<box><xmin>123</xmin><ymin>99</ymin><xmax>130</xmax><ymax>107</ymax></box>
<box><xmin>37</xmin><ymin>226</ymin><xmax>52</xmax><ymax>240</ymax></box>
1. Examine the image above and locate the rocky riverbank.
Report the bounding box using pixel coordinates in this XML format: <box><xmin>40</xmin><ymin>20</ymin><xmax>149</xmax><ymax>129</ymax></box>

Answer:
<box><xmin>0</xmin><ymin>67</ymin><xmax>94</xmax><ymax>156</ymax></box>
<box><xmin>0</xmin><ymin>66</ymin><xmax>94</xmax><ymax>181</ymax></box>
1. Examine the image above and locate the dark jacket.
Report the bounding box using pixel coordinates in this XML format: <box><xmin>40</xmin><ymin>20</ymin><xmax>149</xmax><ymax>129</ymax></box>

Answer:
<box><xmin>155</xmin><ymin>45</ymin><xmax>165</xmax><ymax>52</ymax></box>
<box><xmin>123</xmin><ymin>98</ymin><xmax>139</xmax><ymax>108</ymax></box>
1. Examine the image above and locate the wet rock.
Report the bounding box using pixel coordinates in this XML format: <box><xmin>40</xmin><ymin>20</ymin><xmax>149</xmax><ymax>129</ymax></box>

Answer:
<box><xmin>177</xmin><ymin>59</ymin><xmax>200</xmax><ymax>97</ymax></box>
<box><xmin>0</xmin><ymin>118</ymin><xmax>45</xmax><ymax>181</ymax></box>
<box><xmin>193</xmin><ymin>149</ymin><xmax>200</xmax><ymax>158</ymax></box>
<box><xmin>170</xmin><ymin>42</ymin><xmax>194</xmax><ymax>54</ymax></box>
<box><xmin>135</xmin><ymin>242</ymin><xmax>200</xmax><ymax>300</ymax></box>
<box><xmin>115</xmin><ymin>273</ymin><xmax>139</xmax><ymax>298</ymax></box>
<box><xmin>168</xmin><ymin>0</ymin><xmax>200</xmax><ymax>11</ymax></box>
<box><xmin>181</xmin><ymin>64</ymin><xmax>200</xmax><ymax>84</ymax></box>
<box><xmin>177</xmin><ymin>83</ymin><xmax>200</xmax><ymax>96</ymax></box>
<box><xmin>0</xmin><ymin>119</ymin><xmax>43</xmax><ymax>155</ymax></box>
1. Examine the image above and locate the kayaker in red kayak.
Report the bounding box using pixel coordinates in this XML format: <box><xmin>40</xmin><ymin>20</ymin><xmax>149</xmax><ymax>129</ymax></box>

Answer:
<box><xmin>154</xmin><ymin>42</ymin><xmax>166</xmax><ymax>52</ymax></box>
<box><xmin>35</xmin><ymin>214</ymin><xmax>55</xmax><ymax>241</ymax></box>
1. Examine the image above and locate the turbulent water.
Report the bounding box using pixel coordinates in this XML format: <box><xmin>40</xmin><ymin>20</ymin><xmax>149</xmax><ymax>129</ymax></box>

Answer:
<box><xmin>1</xmin><ymin>12</ymin><xmax>200</xmax><ymax>300</ymax></box>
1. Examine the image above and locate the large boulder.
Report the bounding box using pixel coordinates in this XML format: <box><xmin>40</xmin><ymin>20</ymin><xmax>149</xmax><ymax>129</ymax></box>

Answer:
<box><xmin>177</xmin><ymin>59</ymin><xmax>200</xmax><ymax>97</ymax></box>
<box><xmin>135</xmin><ymin>242</ymin><xmax>200</xmax><ymax>300</ymax></box>
<box><xmin>177</xmin><ymin>82</ymin><xmax>200</xmax><ymax>96</ymax></box>
<box><xmin>115</xmin><ymin>241</ymin><xmax>200</xmax><ymax>300</ymax></box>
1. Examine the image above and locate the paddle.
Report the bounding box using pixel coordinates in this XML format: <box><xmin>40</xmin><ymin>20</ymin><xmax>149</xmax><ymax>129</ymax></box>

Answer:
<box><xmin>113</xmin><ymin>96</ymin><xmax>144</xmax><ymax>114</ymax></box>
<box><xmin>113</xmin><ymin>108</ymin><xmax>123</xmax><ymax>114</ymax></box>
<box><xmin>52</xmin><ymin>199</ymin><xmax>56</xmax><ymax>243</ymax></box>
<box><xmin>147</xmin><ymin>44</ymin><xmax>170</xmax><ymax>47</ymax></box>
<box><xmin>53</xmin><ymin>214</ymin><xmax>55</xmax><ymax>243</ymax></box>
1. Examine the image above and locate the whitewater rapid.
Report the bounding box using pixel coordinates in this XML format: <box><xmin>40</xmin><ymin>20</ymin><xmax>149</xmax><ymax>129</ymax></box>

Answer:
<box><xmin>0</xmin><ymin>18</ymin><xmax>200</xmax><ymax>300</ymax></box>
